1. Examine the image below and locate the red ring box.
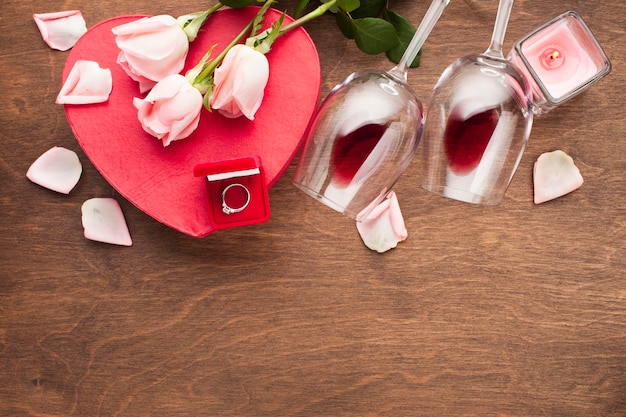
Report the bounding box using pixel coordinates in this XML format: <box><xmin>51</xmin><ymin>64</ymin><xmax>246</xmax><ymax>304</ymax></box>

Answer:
<box><xmin>193</xmin><ymin>156</ymin><xmax>271</xmax><ymax>230</ymax></box>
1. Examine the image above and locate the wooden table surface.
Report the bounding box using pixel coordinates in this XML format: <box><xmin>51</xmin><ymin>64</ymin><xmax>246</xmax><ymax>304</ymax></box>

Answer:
<box><xmin>2</xmin><ymin>0</ymin><xmax>625</xmax><ymax>416</ymax></box>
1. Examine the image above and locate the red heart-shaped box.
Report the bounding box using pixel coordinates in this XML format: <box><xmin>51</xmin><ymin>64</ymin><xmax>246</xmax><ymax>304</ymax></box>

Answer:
<box><xmin>62</xmin><ymin>7</ymin><xmax>321</xmax><ymax>237</ymax></box>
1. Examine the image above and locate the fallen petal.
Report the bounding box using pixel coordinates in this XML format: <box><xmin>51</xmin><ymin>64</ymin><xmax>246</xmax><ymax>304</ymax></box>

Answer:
<box><xmin>81</xmin><ymin>198</ymin><xmax>133</xmax><ymax>246</ymax></box>
<box><xmin>33</xmin><ymin>10</ymin><xmax>87</xmax><ymax>51</ymax></box>
<box><xmin>533</xmin><ymin>150</ymin><xmax>584</xmax><ymax>204</ymax></box>
<box><xmin>356</xmin><ymin>191</ymin><xmax>408</xmax><ymax>253</ymax></box>
<box><xmin>26</xmin><ymin>147</ymin><xmax>82</xmax><ymax>194</ymax></box>
<box><xmin>56</xmin><ymin>60</ymin><xmax>112</xmax><ymax>104</ymax></box>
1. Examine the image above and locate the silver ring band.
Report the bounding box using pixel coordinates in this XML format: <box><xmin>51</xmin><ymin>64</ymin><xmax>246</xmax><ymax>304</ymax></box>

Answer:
<box><xmin>221</xmin><ymin>183</ymin><xmax>251</xmax><ymax>215</ymax></box>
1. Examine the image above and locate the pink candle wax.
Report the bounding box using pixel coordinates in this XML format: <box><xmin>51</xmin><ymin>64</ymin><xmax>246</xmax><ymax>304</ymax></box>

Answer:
<box><xmin>521</xmin><ymin>18</ymin><xmax>598</xmax><ymax>99</ymax></box>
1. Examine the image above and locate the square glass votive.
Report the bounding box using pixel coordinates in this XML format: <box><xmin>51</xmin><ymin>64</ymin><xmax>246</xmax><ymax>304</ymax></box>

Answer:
<box><xmin>509</xmin><ymin>10</ymin><xmax>611</xmax><ymax>115</ymax></box>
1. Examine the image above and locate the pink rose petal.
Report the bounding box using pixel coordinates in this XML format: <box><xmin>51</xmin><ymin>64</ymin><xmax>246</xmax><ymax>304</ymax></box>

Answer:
<box><xmin>26</xmin><ymin>146</ymin><xmax>82</xmax><ymax>194</ymax></box>
<box><xmin>81</xmin><ymin>198</ymin><xmax>133</xmax><ymax>246</ymax></box>
<box><xmin>356</xmin><ymin>191</ymin><xmax>408</xmax><ymax>253</ymax></box>
<box><xmin>33</xmin><ymin>10</ymin><xmax>87</xmax><ymax>51</ymax></box>
<box><xmin>56</xmin><ymin>60</ymin><xmax>113</xmax><ymax>104</ymax></box>
<box><xmin>533</xmin><ymin>150</ymin><xmax>584</xmax><ymax>204</ymax></box>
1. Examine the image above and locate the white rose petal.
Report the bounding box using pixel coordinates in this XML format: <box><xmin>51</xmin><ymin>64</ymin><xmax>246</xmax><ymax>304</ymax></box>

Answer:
<box><xmin>533</xmin><ymin>150</ymin><xmax>584</xmax><ymax>204</ymax></box>
<box><xmin>81</xmin><ymin>198</ymin><xmax>133</xmax><ymax>246</ymax></box>
<box><xmin>26</xmin><ymin>147</ymin><xmax>82</xmax><ymax>194</ymax></box>
<box><xmin>356</xmin><ymin>191</ymin><xmax>408</xmax><ymax>253</ymax></box>
<box><xmin>56</xmin><ymin>60</ymin><xmax>113</xmax><ymax>105</ymax></box>
<box><xmin>33</xmin><ymin>10</ymin><xmax>87</xmax><ymax>51</ymax></box>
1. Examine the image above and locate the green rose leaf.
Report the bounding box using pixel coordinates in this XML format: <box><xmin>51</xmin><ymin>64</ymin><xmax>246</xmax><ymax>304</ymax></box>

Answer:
<box><xmin>220</xmin><ymin>0</ymin><xmax>255</xmax><ymax>8</ymax></box>
<box><xmin>335</xmin><ymin>11</ymin><xmax>355</xmax><ymax>39</ymax></box>
<box><xmin>337</xmin><ymin>0</ymin><xmax>360</xmax><ymax>13</ymax></box>
<box><xmin>294</xmin><ymin>0</ymin><xmax>311</xmax><ymax>18</ymax></box>
<box><xmin>383</xmin><ymin>9</ymin><xmax>420</xmax><ymax>67</ymax></box>
<box><xmin>349</xmin><ymin>0</ymin><xmax>386</xmax><ymax>18</ymax></box>
<box><xmin>352</xmin><ymin>17</ymin><xmax>397</xmax><ymax>55</ymax></box>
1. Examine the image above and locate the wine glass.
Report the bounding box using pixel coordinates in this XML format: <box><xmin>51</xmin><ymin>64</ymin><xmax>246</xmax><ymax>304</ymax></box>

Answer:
<box><xmin>292</xmin><ymin>0</ymin><xmax>450</xmax><ymax>221</ymax></box>
<box><xmin>420</xmin><ymin>0</ymin><xmax>533</xmax><ymax>205</ymax></box>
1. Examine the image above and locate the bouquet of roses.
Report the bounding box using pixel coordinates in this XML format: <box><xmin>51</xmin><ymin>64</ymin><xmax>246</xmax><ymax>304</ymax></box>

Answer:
<box><xmin>128</xmin><ymin>0</ymin><xmax>280</xmax><ymax>146</ymax></box>
<box><xmin>114</xmin><ymin>0</ymin><xmax>428</xmax><ymax>146</ymax></box>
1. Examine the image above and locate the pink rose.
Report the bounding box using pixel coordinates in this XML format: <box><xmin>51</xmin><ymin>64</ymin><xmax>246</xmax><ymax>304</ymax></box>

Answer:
<box><xmin>133</xmin><ymin>74</ymin><xmax>203</xmax><ymax>147</ymax></box>
<box><xmin>210</xmin><ymin>44</ymin><xmax>270</xmax><ymax>120</ymax></box>
<box><xmin>112</xmin><ymin>15</ymin><xmax>189</xmax><ymax>93</ymax></box>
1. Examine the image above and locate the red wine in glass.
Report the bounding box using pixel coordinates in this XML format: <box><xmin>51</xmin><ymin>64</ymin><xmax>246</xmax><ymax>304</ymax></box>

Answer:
<box><xmin>330</xmin><ymin>123</ymin><xmax>388</xmax><ymax>187</ymax></box>
<box><xmin>444</xmin><ymin>108</ymin><xmax>499</xmax><ymax>175</ymax></box>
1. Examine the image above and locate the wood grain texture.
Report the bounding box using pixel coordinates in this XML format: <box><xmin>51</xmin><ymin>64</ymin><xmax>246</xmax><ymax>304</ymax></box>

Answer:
<box><xmin>1</xmin><ymin>0</ymin><xmax>625</xmax><ymax>416</ymax></box>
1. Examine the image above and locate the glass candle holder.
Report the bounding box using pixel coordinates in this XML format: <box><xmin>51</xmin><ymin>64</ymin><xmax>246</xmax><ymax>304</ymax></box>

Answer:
<box><xmin>509</xmin><ymin>10</ymin><xmax>611</xmax><ymax>115</ymax></box>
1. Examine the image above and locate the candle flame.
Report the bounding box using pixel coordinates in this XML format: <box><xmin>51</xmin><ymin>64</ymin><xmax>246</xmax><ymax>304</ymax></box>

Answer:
<box><xmin>551</xmin><ymin>51</ymin><xmax>560</xmax><ymax>60</ymax></box>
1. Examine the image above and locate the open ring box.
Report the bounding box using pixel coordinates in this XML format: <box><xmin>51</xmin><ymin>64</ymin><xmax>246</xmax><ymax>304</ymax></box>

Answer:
<box><xmin>193</xmin><ymin>156</ymin><xmax>271</xmax><ymax>230</ymax></box>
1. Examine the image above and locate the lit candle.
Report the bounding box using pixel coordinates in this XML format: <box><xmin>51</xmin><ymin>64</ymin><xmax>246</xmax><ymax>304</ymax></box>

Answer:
<box><xmin>540</xmin><ymin>49</ymin><xmax>563</xmax><ymax>69</ymax></box>
<box><xmin>510</xmin><ymin>11</ymin><xmax>611</xmax><ymax>114</ymax></box>
<box><xmin>522</xmin><ymin>21</ymin><xmax>597</xmax><ymax>99</ymax></box>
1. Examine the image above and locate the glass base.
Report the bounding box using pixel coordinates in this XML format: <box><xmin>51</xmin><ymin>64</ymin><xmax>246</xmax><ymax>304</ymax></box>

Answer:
<box><xmin>292</xmin><ymin>180</ymin><xmax>386</xmax><ymax>222</ymax></box>
<box><xmin>421</xmin><ymin>183</ymin><xmax>502</xmax><ymax>205</ymax></box>
<box><xmin>292</xmin><ymin>181</ymin><xmax>357</xmax><ymax>219</ymax></box>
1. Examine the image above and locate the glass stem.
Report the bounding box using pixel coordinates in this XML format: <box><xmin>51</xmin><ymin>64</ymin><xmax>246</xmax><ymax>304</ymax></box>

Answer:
<box><xmin>387</xmin><ymin>0</ymin><xmax>450</xmax><ymax>82</ymax></box>
<box><xmin>484</xmin><ymin>0</ymin><xmax>514</xmax><ymax>59</ymax></box>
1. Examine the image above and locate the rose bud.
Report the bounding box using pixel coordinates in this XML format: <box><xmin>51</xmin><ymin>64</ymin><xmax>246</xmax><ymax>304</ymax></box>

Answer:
<box><xmin>133</xmin><ymin>74</ymin><xmax>203</xmax><ymax>146</ymax></box>
<box><xmin>112</xmin><ymin>15</ymin><xmax>189</xmax><ymax>93</ymax></box>
<box><xmin>210</xmin><ymin>44</ymin><xmax>270</xmax><ymax>120</ymax></box>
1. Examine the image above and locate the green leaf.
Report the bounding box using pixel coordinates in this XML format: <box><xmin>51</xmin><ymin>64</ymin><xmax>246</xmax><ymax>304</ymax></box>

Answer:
<box><xmin>220</xmin><ymin>0</ymin><xmax>255</xmax><ymax>7</ymax></box>
<box><xmin>350</xmin><ymin>0</ymin><xmax>386</xmax><ymax>18</ymax></box>
<box><xmin>248</xmin><ymin>13</ymin><xmax>285</xmax><ymax>53</ymax></box>
<box><xmin>336</xmin><ymin>0</ymin><xmax>360</xmax><ymax>13</ymax></box>
<box><xmin>294</xmin><ymin>0</ymin><xmax>310</xmax><ymax>18</ymax></box>
<box><xmin>203</xmin><ymin>86</ymin><xmax>214</xmax><ymax>112</ymax></box>
<box><xmin>335</xmin><ymin>11</ymin><xmax>355</xmax><ymax>39</ymax></box>
<box><xmin>383</xmin><ymin>9</ymin><xmax>420</xmax><ymax>67</ymax></box>
<box><xmin>249</xmin><ymin>0</ymin><xmax>275</xmax><ymax>37</ymax></box>
<box><xmin>177</xmin><ymin>10</ymin><xmax>210</xmax><ymax>42</ymax></box>
<box><xmin>352</xmin><ymin>17</ymin><xmax>397</xmax><ymax>55</ymax></box>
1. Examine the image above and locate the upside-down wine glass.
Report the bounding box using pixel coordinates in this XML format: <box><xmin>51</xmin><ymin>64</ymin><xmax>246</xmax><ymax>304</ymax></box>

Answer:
<box><xmin>292</xmin><ymin>0</ymin><xmax>450</xmax><ymax>221</ymax></box>
<box><xmin>420</xmin><ymin>0</ymin><xmax>534</xmax><ymax>205</ymax></box>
